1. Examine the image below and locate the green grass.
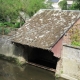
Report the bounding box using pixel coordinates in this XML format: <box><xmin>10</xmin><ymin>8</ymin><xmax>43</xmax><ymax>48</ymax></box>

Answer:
<box><xmin>0</xmin><ymin>22</ymin><xmax>21</xmax><ymax>28</ymax></box>
<box><xmin>0</xmin><ymin>21</ymin><xmax>23</xmax><ymax>35</ymax></box>
<box><xmin>71</xmin><ymin>41</ymin><xmax>80</xmax><ymax>47</ymax></box>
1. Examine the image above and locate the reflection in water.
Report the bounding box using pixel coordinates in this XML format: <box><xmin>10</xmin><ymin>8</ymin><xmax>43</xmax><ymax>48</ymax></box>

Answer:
<box><xmin>0</xmin><ymin>60</ymin><xmax>66</xmax><ymax>80</ymax></box>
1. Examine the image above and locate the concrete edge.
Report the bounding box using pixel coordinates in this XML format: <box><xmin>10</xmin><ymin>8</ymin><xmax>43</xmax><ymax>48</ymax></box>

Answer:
<box><xmin>61</xmin><ymin>74</ymin><xmax>78</xmax><ymax>80</ymax></box>
<box><xmin>63</xmin><ymin>44</ymin><xmax>80</xmax><ymax>50</ymax></box>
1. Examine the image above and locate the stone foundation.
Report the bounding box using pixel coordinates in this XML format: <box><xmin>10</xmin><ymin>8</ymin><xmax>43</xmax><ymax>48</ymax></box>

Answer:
<box><xmin>56</xmin><ymin>45</ymin><xmax>80</xmax><ymax>80</ymax></box>
<box><xmin>0</xmin><ymin>35</ymin><xmax>26</xmax><ymax>63</ymax></box>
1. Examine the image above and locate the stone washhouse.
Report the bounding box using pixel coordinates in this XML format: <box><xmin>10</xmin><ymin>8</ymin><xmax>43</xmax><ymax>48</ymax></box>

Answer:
<box><xmin>12</xmin><ymin>9</ymin><xmax>80</xmax><ymax>79</ymax></box>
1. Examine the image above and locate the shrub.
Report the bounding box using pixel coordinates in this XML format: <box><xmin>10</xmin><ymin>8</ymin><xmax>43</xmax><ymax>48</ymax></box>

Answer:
<box><xmin>71</xmin><ymin>41</ymin><xmax>80</xmax><ymax>46</ymax></box>
<box><xmin>69</xmin><ymin>25</ymin><xmax>80</xmax><ymax>47</ymax></box>
<box><xmin>0</xmin><ymin>27</ymin><xmax>11</xmax><ymax>35</ymax></box>
<box><xmin>58</xmin><ymin>0</ymin><xmax>67</xmax><ymax>10</ymax></box>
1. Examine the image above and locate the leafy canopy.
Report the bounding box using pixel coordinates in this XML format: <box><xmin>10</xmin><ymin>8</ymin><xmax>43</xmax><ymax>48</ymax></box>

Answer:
<box><xmin>0</xmin><ymin>0</ymin><xmax>47</xmax><ymax>22</ymax></box>
<box><xmin>26</xmin><ymin>0</ymin><xmax>47</xmax><ymax>16</ymax></box>
<box><xmin>58</xmin><ymin>0</ymin><xmax>67</xmax><ymax>10</ymax></box>
<box><xmin>69</xmin><ymin>0</ymin><xmax>80</xmax><ymax>10</ymax></box>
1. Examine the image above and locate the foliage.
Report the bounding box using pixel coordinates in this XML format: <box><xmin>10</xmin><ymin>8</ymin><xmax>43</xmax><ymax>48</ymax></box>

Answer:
<box><xmin>0</xmin><ymin>0</ymin><xmax>49</xmax><ymax>29</ymax></box>
<box><xmin>58</xmin><ymin>0</ymin><xmax>80</xmax><ymax>10</ymax></box>
<box><xmin>0</xmin><ymin>27</ymin><xmax>11</xmax><ymax>35</ymax></box>
<box><xmin>45</xmin><ymin>0</ymin><xmax>53</xmax><ymax>9</ymax></box>
<box><xmin>26</xmin><ymin>0</ymin><xmax>47</xmax><ymax>17</ymax></box>
<box><xmin>0</xmin><ymin>0</ymin><xmax>47</xmax><ymax>22</ymax></box>
<box><xmin>0</xmin><ymin>21</ymin><xmax>21</xmax><ymax>35</ymax></box>
<box><xmin>0</xmin><ymin>21</ymin><xmax>23</xmax><ymax>28</ymax></box>
<box><xmin>0</xmin><ymin>0</ymin><xmax>22</xmax><ymax>21</ymax></box>
<box><xmin>58</xmin><ymin>0</ymin><xmax>67</xmax><ymax>10</ymax></box>
<box><xmin>69</xmin><ymin>0</ymin><xmax>80</xmax><ymax>10</ymax></box>
<box><xmin>71</xmin><ymin>41</ymin><xmax>80</xmax><ymax>46</ymax></box>
<box><xmin>69</xmin><ymin>25</ymin><xmax>80</xmax><ymax>47</ymax></box>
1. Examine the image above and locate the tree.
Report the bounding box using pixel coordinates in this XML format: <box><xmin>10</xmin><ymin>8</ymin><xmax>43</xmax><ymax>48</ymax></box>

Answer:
<box><xmin>26</xmin><ymin>0</ymin><xmax>47</xmax><ymax>17</ymax></box>
<box><xmin>0</xmin><ymin>0</ymin><xmax>26</xmax><ymax>22</ymax></box>
<box><xmin>69</xmin><ymin>0</ymin><xmax>80</xmax><ymax>10</ymax></box>
<box><xmin>0</xmin><ymin>0</ymin><xmax>47</xmax><ymax>22</ymax></box>
<box><xmin>58</xmin><ymin>0</ymin><xmax>67</xmax><ymax>10</ymax></box>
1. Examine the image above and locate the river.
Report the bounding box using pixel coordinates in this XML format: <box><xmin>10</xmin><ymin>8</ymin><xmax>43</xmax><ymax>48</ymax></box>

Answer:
<box><xmin>0</xmin><ymin>60</ymin><xmax>67</xmax><ymax>80</ymax></box>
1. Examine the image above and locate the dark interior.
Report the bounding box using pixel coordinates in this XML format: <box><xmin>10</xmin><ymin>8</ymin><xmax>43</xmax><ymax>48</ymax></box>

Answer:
<box><xmin>23</xmin><ymin>45</ymin><xmax>59</xmax><ymax>69</ymax></box>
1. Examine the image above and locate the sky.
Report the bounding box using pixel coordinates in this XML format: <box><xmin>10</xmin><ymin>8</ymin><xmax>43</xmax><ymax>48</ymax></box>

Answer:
<box><xmin>49</xmin><ymin>0</ymin><xmax>59</xmax><ymax>3</ymax></box>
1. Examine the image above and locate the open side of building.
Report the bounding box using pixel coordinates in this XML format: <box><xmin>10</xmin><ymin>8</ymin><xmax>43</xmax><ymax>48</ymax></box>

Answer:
<box><xmin>12</xmin><ymin>9</ymin><xmax>80</xmax><ymax>71</ymax></box>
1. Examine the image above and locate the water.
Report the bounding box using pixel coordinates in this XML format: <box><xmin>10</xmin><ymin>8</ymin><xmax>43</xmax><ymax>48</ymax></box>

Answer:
<box><xmin>0</xmin><ymin>60</ymin><xmax>66</xmax><ymax>80</ymax></box>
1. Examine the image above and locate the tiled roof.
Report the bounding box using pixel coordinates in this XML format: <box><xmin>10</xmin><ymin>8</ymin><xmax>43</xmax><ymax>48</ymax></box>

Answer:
<box><xmin>12</xmin><ymin>9</ymin><xmax>80</xmax><ymax>50</ymax></box>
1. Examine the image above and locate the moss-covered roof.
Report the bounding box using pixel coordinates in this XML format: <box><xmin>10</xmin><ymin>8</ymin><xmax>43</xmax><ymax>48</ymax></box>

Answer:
<box><xmin>12</xmin><ymin>9</ymin><xmax>80</xmax><ymax>50</ymax></box>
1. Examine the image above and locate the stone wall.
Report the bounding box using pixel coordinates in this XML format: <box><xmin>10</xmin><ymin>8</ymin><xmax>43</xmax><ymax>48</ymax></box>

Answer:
<box><xmin>56</xmin><ymin>45</ymin><xmax>80</xmax><ymax>80</ymax></box>
<box><xmin>0</xmin><ymin>35</ymin><xmax>26</xmax><ymax>62</ymax></box>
